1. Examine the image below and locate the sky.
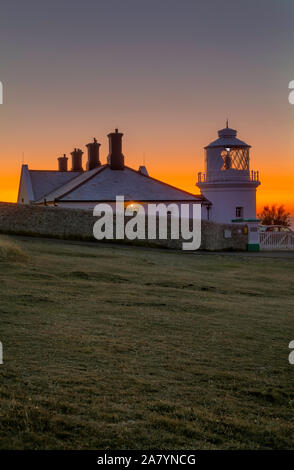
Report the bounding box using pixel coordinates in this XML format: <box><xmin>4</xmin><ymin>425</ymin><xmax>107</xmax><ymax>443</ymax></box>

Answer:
<box><xmin>0</xmin><ymin>0</ymin><xmax>293</xmax><ymax>213</ymax></box>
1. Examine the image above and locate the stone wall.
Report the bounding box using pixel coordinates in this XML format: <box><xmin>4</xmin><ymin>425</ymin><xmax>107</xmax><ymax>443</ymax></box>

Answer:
<box><xmin>0</xmin><ymin>202</ymin><xmax>248</xmax><ymax>251</ymax></box>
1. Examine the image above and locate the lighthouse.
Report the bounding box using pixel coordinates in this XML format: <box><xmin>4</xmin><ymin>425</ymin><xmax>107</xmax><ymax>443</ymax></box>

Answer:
<box><xmin>197</xmin><ymin>122</ymin><xmax>260</xmax><ymax>224</ymax></box>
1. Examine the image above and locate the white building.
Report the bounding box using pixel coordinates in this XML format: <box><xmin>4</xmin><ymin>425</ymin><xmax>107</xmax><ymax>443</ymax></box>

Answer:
<box><xmin>18</xmin><ymin>129</ymin><xmax>208</xmax><ymax>215</ymax></box>
<box><xmin>197</xmin><ymin>123</ymin><xmax>260</xmax><ymax>223</ymax></box>
<box><xmin>17</xmin><ymin>125</ymin><xmax>260</xmax><ymax>226</ymax></box>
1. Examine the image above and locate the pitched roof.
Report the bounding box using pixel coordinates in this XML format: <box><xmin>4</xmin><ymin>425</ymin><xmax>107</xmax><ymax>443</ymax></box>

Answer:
<box><xmin>35</xmin><ymin>165</ymin><xmax>205</xmax><ymax>203</ymax></box>
<box><xmin>29</xmin><ymin>170</ymin><xmax>81</xmax><ymax>201</ymax></box>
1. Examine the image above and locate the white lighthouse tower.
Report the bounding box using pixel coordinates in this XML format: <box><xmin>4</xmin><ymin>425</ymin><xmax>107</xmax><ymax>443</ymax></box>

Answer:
<box><xmin>197</xmin><ymin>122</ymin><xmax>260</xmax><ymax>224</ymax></box>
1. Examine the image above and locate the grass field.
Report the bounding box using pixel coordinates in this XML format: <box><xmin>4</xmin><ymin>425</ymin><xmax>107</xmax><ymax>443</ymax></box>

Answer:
<box><xmin>0</xmin><ymin>235</ymin><xmax>293</xmax><ymax>449</ymax></box>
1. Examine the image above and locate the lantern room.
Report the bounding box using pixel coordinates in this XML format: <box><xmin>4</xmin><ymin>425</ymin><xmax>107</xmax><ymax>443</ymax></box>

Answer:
<box><xmin>199</xmin><ymin>121</ymin><xmax>258</xmax><ymax>184</ymax></box>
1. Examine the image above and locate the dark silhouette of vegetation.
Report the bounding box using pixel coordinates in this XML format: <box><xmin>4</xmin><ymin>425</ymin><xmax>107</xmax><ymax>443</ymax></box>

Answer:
<box><xmin>258</xmin><ymin>205</ymin><xmax>290</xmax><ymax>226</ymax></box>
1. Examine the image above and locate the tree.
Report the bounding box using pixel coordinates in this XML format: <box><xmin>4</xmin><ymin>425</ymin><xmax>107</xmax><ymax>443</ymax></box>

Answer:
<box><xmin>258</xmin><ymin>204</ymin><xmax>291</xmax><ymax>226</ymax></box>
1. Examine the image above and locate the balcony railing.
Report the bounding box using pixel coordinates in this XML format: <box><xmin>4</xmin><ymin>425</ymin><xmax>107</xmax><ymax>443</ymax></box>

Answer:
<box><xmin>197</xmin><ymin>170</ymin><xmax>260</xmax><ymax>183</ymax></box>
<box><xmin>250</xmin><ymin>170</ymin><xmax>259</xmax><ymax>182</ymax></box>
<box><xmin>198</xmin><ymin>172</ymin><xmax>207</xmax><ymax>183</ymax></box>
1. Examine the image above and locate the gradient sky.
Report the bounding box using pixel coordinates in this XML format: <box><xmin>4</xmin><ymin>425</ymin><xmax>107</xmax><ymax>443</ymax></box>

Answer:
<box><xmin>0</xmin><ymin>0</ymin><xmax>293</xmax><ymax>213</ymax></box>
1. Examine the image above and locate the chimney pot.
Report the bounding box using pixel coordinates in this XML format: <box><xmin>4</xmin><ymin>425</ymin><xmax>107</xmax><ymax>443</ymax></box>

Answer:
<box><xmin>86</xmin><ymin>138</ymin><xmax>101</xmax><ymax>171</ymax></box>
<box><xmin>107</xmin><ymin>129</ymin><xmax>125</xmax><ymax>170</ymax></box>
<box><xmin>70</xmin><ymin>148</ymin><xmax>84</xmax><ymax>171</ymax></box>
<box><xmin>58</xmin><ymin>154</ymin><xmax>68</xmax><ymax>172</ymax></box>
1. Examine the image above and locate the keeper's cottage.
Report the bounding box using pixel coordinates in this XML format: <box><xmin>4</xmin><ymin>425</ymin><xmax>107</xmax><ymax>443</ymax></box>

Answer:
<box><xmin>18</xmin><ymin>129</ymin><xmax>207</xmax><ymax>215</ymax></box>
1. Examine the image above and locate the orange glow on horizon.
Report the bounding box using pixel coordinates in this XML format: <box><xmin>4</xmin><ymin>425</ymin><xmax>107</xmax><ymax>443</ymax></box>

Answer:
<box><xmin>0</xmin><ymin>173</ymin><xmax>21</xmax><ymax>203</ymax></box>
<box><xmin>1</xmin><ymin>164</ymin><xmax>293</xmax><ymax>217</ymax></box>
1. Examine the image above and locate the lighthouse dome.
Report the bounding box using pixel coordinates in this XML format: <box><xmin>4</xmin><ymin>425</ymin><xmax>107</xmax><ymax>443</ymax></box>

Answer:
<box><xmin>205</xmin><ymin>122</ymin><xmax>250</xmax><ymax>149</ymax></box>
<box><xmin>218</xmin><ymin>126</ymin><xmax>237</xmax><ymax>138</ymax></box>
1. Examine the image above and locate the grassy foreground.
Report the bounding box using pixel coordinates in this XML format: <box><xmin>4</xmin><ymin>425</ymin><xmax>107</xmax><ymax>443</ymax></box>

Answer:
<box><xmin>0</xmin><ymin>236</ymin><xmax>293</xmax><ymax>450</ymax></box>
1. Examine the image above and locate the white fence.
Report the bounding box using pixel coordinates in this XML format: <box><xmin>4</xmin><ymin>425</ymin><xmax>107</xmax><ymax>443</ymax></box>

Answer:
<box><xmin>260</xmin><ymin>232</ymin><xmax>294</xmax><ymax>250</ymax></box>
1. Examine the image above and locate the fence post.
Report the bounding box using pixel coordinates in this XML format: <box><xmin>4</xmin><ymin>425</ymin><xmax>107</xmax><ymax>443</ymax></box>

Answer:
<box><xmin>247</xmin><ymin>221</ymin><xmax>260</xmax><ymax>251</ymax></box>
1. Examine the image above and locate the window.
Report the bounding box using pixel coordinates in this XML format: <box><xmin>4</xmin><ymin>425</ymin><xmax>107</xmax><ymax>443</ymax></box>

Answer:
<box><xmin>236</xmin><ymin>207</ymin><xmax>244</xmax><ymax>218</ymax></box>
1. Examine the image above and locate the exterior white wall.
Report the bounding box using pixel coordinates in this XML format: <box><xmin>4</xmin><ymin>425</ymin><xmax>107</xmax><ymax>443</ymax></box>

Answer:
<box><xmin>17</xmin><ymin>177</ymin><xmax>30</xmax><ymax>204</ymax></box>
<box><xmin>200</xmin><ymin>184</ymin><xmax>257</xmax><ymax>223</ymax></box>
<box><xmin>17</xmin><ymin>165</ymin><xmax>34</xmax><ymax>204</ymax></box>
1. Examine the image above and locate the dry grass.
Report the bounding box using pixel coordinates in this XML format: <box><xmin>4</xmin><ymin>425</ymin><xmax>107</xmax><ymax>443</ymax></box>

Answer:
<box><xmin>0</xmin><ymin>236</ymin><xmax>28</xmax><ymax>262</ymax></box>
<box><xmin>0</xmin><ymin>236</ymin><xmax>293</xmax><ymax>449</ymax></box>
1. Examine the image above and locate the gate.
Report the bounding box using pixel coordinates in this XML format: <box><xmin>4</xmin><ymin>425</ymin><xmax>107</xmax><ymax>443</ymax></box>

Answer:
<box><xmin>260</xmin><ymin>232</ymin><xmax>294</xmax><ymax>250</ymax></box>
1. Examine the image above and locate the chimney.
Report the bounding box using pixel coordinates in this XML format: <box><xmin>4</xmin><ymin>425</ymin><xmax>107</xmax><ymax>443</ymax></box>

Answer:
<box><xmin>107</xmin><ymin>129</ymin><xmax>124</xmax><ymax>170</ymax></box>
<box><xmin>86</xmin><ymin>138</ymin><xmax>101</xmax><ymax>171</ymax></box>
<box><xmin>70</xmin><ymin>148</ymin><xmax>84</xmax><ymax>171</ymax></box>
<box><xmin>58</xmin><ymin>154</ymin><xmax>68</xmax><ymax>171</ymax></box>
